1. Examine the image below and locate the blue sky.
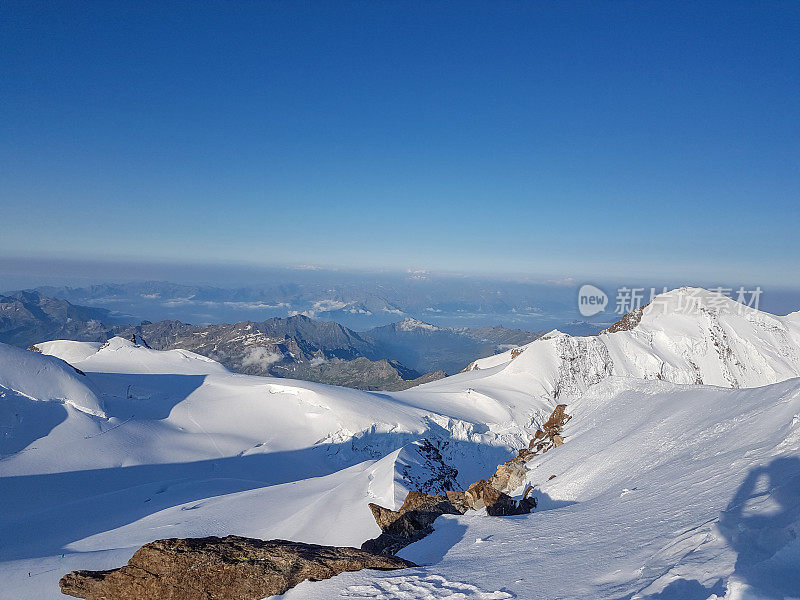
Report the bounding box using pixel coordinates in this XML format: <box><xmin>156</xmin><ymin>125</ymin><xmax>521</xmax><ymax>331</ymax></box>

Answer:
<box><xmin>1</xmin><ymin>1</ymin><xmax>798</xmax><ymax>284</ymax></box>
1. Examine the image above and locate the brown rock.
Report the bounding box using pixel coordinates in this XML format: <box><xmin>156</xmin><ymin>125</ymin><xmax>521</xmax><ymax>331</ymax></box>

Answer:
<box><xmin>517</xmin><ymin>448</ymin><xmax>535</xmax><ymax>460</ymax></box>
<box><xmin>543</xmin><ymin>404</ymin><xmax>571</xmax><ymax>436</ymax></box>
<box><xmin>488</xmin><ymin>458</ymin><xmax>528</xmax><ymax>493</ymax></box>
<box><xmin>600</xmin><ymin>304</ymin><xmax>647</xmax><ymax>334</ymax></box>
<box><xmin>464</xmin><ymin>479</ymin><xmax>532</xmax><ymax>516</ymax></box>
<box><xmin>464</xmin><ymin>479</ymin><xmax>500</xmax><ymax>510</ymax></box>
<box><xmin>60</xmin><ymin>535</ymin><xmax>414</xmax><ymax>600</ymax></box>
<box><xmin>525</xmin><ymin>405</ymin><xmax>572</xmax><ymax>457</ymax></box>
<box><xmin>368</xmin><ymin>503</ymin><xmax>401</xmax><ymax>531</ymax></box>
<box><xmin>445</xmin><ymin>490</ymin><xmax>469</xmax><ymax>513</ymax></box>
<box><xmin>362</xmin><ymin>492</ymin><xmax>465</xmax><ymax>556</ymax></box>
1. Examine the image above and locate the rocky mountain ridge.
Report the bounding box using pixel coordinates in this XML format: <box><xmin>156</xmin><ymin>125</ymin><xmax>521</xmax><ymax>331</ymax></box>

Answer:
<box><xmin>0</xmin><ymin>290</ymin><xmax>123</xmax><ymax>348</ymax></box>
<box><xmin>5</xmin><ymin>291</ymin><xmax>542</xmax><ymax>390</ymax></box>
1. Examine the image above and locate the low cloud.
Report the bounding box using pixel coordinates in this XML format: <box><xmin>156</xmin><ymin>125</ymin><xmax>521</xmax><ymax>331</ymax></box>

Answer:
<box><xmin>241</xmin><ymin>347</ymin><xmax>284</xmax><ymax>368</ymax></box>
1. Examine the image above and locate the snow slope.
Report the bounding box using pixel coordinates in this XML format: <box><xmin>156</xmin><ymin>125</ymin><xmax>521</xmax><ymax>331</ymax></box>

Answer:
<box><xmin>0</xmin><ymin>342</ymin><xmax>104</xmax><ymax>416</ymax></box>
<box><xmin>465</xmin><ymin>287</ymin><xmax>800</xmax><ymax>399</ymax></box>
<box><xmin>0</xmin><ymin>337</ymin><xmax>534</xmax><ymax>599</ymax></box>
<box><xmin>37</xmin><ymin>336</ymin><xmax>231</xmax><ymax>375</ymax></box>
<box><xmin>33</xmin><ymin>340</ymin><xmax>103</xmax><ymax>364</ymax></box>
<box><xmin>283</xmin><ymin>377</ymin><xmax>800</xmax><ymax>600</ymax></box>
<box><xmin>2</xmin><ymin>289</ymin><xmax>800</xmax><ymax>600</ymax></box>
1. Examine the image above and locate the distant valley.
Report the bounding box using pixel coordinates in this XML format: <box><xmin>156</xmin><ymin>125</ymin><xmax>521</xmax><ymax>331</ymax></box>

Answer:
<box><xmin>30</xmin><ymin>278</ymin><xmax>608</xmax><ymax>332</ymax></box>
<box><xmin>1</xmin><ymin>290</ymin><xmax>546</xmax><ymax>390</ymax></box>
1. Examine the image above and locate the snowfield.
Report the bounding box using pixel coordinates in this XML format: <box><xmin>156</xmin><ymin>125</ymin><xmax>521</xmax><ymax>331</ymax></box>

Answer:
<box><xmin>1</xmin><ymin>288</ymin><xmax>799</xmax><ymax>600</ymax></box>
<box><xmin>289</xmin><ymin>377</ymin><xmax>800</xmax><ymax>600</ymax></box>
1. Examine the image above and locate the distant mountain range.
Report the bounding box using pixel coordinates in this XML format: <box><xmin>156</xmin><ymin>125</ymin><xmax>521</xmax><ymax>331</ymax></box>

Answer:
<box><xmin>0</xmin><ymin>290</ymin><xmax>128</xmax><ymax>347</ymax></box>
<box><xmin>366</xmin><ymin>318</ymin><xmax>543</xmax><ymax>374</ymax></box>
<box><xmin>113</xmin><ymin>318</ymin><xmax>450</xmax><ymax>391</ymax></box>
<box><xmin>30</xmin><ymin>278</ymin><xmax>602</xmax><ymax>331</ymax></box>
<box><xmin>1</xmin><ymin>291</ymin><xmax>545</xmax><ymax>390</ymax></box>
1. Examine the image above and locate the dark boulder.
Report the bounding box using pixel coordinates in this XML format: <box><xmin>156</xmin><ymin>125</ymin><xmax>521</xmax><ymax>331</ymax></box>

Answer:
<box><xmin>362</xmin><ymin>491</ymin><xmax>466</xmax><ymax>555</ymax></box>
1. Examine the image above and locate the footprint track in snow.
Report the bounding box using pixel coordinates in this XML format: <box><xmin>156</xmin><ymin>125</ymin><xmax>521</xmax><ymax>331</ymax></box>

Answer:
<box><xmin>341</xmin><ymin>574</ymin><xmax>514</xmax><ymax>599</ymax></box>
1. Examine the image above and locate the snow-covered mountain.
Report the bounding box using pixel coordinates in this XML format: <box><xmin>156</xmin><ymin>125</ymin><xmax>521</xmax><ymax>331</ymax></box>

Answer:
<box><xmin>110</xmin><ymin>317</ymin><xmax>444</xmax><ymax>391</ymax></box>
<box><xmin>2</xmin><ymin>287</ymin><xmax>799</xmax><ymax>599</ymax></box>
<box><xmin>464</xmin><ymin>287</ymin><xmax>800</xmax><ymax>397</ymax></box>
<box><xmin>291</xmin><ymin>376</ymin><xmax>800</xmax><ymax>600</ymax></box>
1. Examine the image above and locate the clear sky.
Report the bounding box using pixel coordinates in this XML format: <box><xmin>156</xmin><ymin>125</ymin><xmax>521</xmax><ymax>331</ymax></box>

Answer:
<box><xmin>1</xmin><ymin>1</ymin><xmax>798</xmax><ymax>284</ymax></box>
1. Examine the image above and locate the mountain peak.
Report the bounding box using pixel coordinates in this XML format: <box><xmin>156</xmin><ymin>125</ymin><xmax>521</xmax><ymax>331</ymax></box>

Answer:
<box><xmin>468</xmin><ymin>286</ymin><xmax>800</xmax><ymax>397</ymax></box>
<box><xmin>396</xmin><ymin>318</ymin><xmax>440</xmax><ymax>332</ymax></box>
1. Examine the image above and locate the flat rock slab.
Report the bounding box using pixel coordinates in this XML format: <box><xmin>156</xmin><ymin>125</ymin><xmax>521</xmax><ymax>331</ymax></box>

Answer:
<box><xmin>60</xmin><ymin>535</ymin><xmax>415</xmax><ymax>600</ymax></box>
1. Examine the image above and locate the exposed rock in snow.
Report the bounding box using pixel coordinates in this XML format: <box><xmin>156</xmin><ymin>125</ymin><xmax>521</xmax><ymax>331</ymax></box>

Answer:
<box><xmin>361</xmin><ymin>405</ymin><xmax>572</xmax><ymax>555</ymax></box>
<box><xmin>59</xmin><ymin>536</ymin><xmax>414</xmax><ymax>600</ymax></box>
<box><xmin>529</xmin><ymin>403</ymin><xmax>572</xmax><ymax>454</ymax></box>
<box><xmin>362</xmin><ymin>492</ymin><xmax>466</xmax><ymax>556</ymax></box>
<box><xmin>458</xmin><ymin>404</ymin><xmax>572</xmax><ymax>515</ymax></box>
<box><xmin>462</xmin><ymin>479</ymin><xmax>535</xmax><ymax>516</ymax></box>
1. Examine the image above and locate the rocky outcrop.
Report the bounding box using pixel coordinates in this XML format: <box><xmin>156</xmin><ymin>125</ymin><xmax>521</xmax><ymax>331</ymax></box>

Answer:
<box><xmin>478</xmin><ymin>402</ymin><xmax>570</xmax><ymax>509</ymax></box>
<box><xmin>529</xmin><ymin>404</ymin><xmax>571</xmax><ymax>454</ymax></box>
<box><xmin>59</xmin><ymin>536</ymin><xmax>414</xmax><ymax>600</ymax></box>
<box><xmin>463</xmin><ymin>479</ymin><xmax>534</xmax><ymax>515</ymax></box>
<box><xmin>362</xmin><ymin>491</ymin><xmax>467</xmax><ymax>555</ymax></box>
<box><xmin>600</xmin><ymin>304</ymin><xmax>647</xmax><ymax>334</ymax></box>
<box><xmin>363</xmin><ymin>404</ymin><xmax>572</xmax><ymax>554</ymax></box>
<box><xmin>363</xmin><ymin>482</ymin><xmax>535</xmax><ymax>556</ymax></box>
<box><xmin>470</xmin><ymin>481</ymin><xmax>537</xmax><ymax>515</ymax></box>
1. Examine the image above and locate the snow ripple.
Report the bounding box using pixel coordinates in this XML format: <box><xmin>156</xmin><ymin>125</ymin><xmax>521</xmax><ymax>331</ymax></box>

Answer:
<box><xmin>341</xmin><ymin>574</ymin><xmax>514</xmax><ymax>599</ymax></box>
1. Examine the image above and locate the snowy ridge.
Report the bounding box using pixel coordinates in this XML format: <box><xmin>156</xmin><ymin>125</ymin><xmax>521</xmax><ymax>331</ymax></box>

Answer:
<box><xmin>464</xmin><ymin>287</ymin><xmax>800</xmax><ymax>399</ymax></box>
<box><xmin>33</xmin><ymin>340</ymin><xmax>103</xmax><ymax>364</ymax></box>
<box><xmin>52</xmin><ymin>336</ymin><xmax>230</xmax><ymax>375</ymax></box>
<box><xmin>0</xmin><ymin>342</ymin><xmax>104</xmax><ymax>416</ymax></box>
